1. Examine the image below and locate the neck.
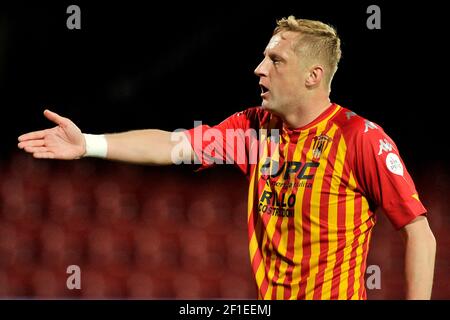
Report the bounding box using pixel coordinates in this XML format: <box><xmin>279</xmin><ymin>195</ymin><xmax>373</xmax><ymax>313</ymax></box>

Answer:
<box><xmin>281</xmin><ymin>95</ymin><xmax>332</xmax><ymax>129</ymax></box>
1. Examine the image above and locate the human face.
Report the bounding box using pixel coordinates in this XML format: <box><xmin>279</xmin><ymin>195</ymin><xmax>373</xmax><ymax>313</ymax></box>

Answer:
<box><xmin>254</xmin><ymin>31</ymin><xmax>308</xmax><ymax>115</ymax></box>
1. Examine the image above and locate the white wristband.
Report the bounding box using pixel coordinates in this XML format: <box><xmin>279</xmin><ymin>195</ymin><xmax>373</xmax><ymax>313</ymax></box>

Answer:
<box><xmin>83</xmin><ymin>134</ymin><xmax>108</xmax><ymax>158</ymax></box>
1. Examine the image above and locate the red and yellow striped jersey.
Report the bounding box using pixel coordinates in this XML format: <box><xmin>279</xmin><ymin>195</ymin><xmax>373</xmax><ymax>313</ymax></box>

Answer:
<box><xmin>185</xmin><ymin>103</ymin><xmax>426</xmax><ymax>299</ymax></box>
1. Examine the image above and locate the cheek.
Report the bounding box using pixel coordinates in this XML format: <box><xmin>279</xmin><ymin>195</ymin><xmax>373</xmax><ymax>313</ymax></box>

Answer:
<box><xmin>279</xmin><ymin>76</ymin><xmax>303</xmax><ymax>94</ymax></box>
<box><xmin>289</xmin><ymin>74</ymin><xmax>306</xmax><ymax>91</ymax></box>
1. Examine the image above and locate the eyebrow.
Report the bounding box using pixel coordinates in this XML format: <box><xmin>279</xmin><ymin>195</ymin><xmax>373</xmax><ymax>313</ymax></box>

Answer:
<box><xmin>264</xmin><ymin>51</ymin><xmax>286</xmax><ymax>62</ymax></box>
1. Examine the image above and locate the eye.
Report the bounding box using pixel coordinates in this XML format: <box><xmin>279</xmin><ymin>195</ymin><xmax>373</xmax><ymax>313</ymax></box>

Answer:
<box><xmin>270</xmin><ymin>56</ymin><xmax>282</xmax><ymax>65</ymax></box>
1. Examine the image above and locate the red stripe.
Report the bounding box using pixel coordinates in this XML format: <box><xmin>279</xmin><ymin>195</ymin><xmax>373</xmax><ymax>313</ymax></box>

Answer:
<box><xmin>270</xmin><ymin>136</ymin><xmax>299</xmax><ymax>299</ymax></box>
<box><xmin>346</xmin><ymin>193</ymin><xmax>362</xmax><ymax>299</ymax></box>
<box><xmin>312</xmin><ymin>129</ymin><xmax>341</xmax><ymax>299</ymax></box>
<box><xmin>258</xmin><ymin>207</ymin><xmax>273</xmax><ymax>299</ymax></box>
<box><xmin>296</xmin><ymin>127</ymin><xmax>318</xmax><ymax>299</ymax></box>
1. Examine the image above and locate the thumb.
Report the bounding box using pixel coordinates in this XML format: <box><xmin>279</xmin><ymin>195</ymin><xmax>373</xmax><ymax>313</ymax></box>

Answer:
<box><xmin>44</xmin><ymin>109</ymin><xmax>68</xmax><ymax>127</ymax></box>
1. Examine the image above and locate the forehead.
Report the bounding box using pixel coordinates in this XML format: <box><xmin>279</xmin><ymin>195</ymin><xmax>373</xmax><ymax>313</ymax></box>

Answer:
<box><xmin>265</xmin><ymin>31</ymin><xmax>299</xmax><ymax>53</ymax></box>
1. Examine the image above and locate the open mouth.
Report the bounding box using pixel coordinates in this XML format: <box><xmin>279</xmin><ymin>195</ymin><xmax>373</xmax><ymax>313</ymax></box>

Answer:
<box><xmin>260</xmin><ymin>84</ymin><xmax>269</xmax><ymax>95</ymax></box>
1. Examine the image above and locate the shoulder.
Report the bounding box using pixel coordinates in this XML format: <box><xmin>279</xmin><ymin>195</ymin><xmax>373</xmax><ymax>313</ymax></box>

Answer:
<box><xmin>238</xmin><ymin>106</ymin><xmax>269</xmax><ymax>121</ymax></box>
<box><xmin>331</xmin><ymin>105</ymin><xmax>401</xmax><ymax>166</ymax></box>
<box><xmin>230</xmin><ymin>106</ymin><xmax>278</xmax><ymax>129</ymax></box>
<box><xmin>332</xmin><ymin>105</ymin><xmax>388</xmax><ymax>143</ymax></box>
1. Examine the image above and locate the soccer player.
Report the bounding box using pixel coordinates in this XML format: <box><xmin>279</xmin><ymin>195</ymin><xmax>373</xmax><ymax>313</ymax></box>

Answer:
<box><xmin>18</xmin><ymin>16</ymin><xmax>436</xmax><ymax>300</ymax></box>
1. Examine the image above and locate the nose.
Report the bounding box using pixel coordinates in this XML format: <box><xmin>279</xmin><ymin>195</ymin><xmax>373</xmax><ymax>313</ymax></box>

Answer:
<box><xmin>254</xmin><ymin>58</ymin><xmax>268</xmax><ymax>77</ymax></box>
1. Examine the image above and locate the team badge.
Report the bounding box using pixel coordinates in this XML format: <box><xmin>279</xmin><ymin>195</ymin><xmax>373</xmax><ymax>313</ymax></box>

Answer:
<box><xmin>312</xmin><ymin>134</ymin><xmax>332</xmax><ymax>160</ymax></box>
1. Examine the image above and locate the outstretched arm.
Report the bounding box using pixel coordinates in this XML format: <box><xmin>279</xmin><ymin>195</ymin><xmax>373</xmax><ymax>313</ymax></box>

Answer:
<box><xmin>104</xmin><ymin>129</ymin><xmax>189</xmax><ymax>165</ymax></box>
<box><xmin>400</xmin><ymin>215</ymin><xmax>436</xmax><ymax>299</ymax></box>
<box><xmin>18</xmin><ymin>109</ymin><xmax>193</xmax><ymax>165</ymax></box>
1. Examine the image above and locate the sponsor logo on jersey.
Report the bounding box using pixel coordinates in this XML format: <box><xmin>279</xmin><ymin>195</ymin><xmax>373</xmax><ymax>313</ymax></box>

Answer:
<box><xmin>386</xmin><ymin>152</ymin><xmax>403</xmax><ymax>176</ymax></box>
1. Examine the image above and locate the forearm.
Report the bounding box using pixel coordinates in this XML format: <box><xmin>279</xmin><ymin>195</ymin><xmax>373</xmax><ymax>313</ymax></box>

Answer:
<box><xmin>403</xmin><ymin>227</ymin><xmax>436</xmax><ymax>299</ymax></box>
<box><xmin>104</xmin><ymin>129</ymin><xmax>176</xmax><ymax>165</ymax></box>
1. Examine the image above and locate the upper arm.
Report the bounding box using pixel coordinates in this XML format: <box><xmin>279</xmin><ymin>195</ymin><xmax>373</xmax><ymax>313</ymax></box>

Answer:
<box><xmin>350</xmin><ymin>119</ymin><xmax>427</xmax><ymax>229</ymax></box>
<box><xmin>183</xmin><ymin>109</ymin><xmax>256</xmax><ymax>173</ymax></box>
<box><xmin>166</xmin><ymin>129</ymin><xmax>197</xmax><ymax>164</ymax></box>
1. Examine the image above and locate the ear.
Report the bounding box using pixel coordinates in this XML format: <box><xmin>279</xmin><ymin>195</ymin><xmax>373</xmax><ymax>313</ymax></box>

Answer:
<box><xmin>305</xmin><ymin>65</ymin><xmax>325</xmax><ymax>87</ymax></box>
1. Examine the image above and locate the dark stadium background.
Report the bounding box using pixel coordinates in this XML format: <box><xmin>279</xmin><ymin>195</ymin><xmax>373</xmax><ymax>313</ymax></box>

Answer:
<box><xmin>0</xmin><ymin>1</ymin><xmax>448</xmax><ymax>299</ymax></box>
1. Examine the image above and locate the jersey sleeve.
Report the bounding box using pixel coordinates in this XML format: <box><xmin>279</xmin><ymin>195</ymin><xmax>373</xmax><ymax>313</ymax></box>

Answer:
<box><xmin>352</xmin><ymin>120</ymin><xmax>427</xmax><ymax>229</ymax></box>
<box><xmin>183</xmin><ymin>108</ymin><xmax>260</xmax><ymax>174</ymax></box>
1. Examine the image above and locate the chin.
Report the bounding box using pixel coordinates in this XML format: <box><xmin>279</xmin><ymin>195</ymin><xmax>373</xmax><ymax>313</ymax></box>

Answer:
<box><xmin>261</xmin><ymin>101</ymin><xmax>276</xmax><ymax>113</ymax></box>
<box><xmin>261</xmin><ymin>102</ymin><xmax>284</xmax><ymax>119</ymax></box>
<box><xmin>261</xmin><ymin>101</ymin><xmax>272</xmax><ymax>110</ymax></box>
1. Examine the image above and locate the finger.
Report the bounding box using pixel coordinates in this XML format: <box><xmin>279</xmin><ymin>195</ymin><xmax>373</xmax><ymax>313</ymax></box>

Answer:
<box><xmin>24</xmin><ymin>146</ymin><xmax>50</xmax><ymax>153</ymax></box>
<box><xmin>18</xmin><ymin>129</ymin><xmax>48</xmax><ymax>142</ymax></box>
<box><xmin>44</xmin><ymin>109</ymin><xmax>68</xmax><ymax>127</ymax></box>
<box><xmin>33</xmin><ymin>152</ymin><xmax>55</xmax><ymax>159</ymax></box>
<box><xmin>18</xmin><ymin>139</ymin><xmax>45</xmax><ymax>149</ymax></box>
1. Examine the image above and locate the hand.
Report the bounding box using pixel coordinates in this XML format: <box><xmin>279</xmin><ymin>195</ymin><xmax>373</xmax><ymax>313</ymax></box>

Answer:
<box><xmin>18</xmin><ymin>109</ymin><xmax>86</xmax><ymax>159</ymax></box>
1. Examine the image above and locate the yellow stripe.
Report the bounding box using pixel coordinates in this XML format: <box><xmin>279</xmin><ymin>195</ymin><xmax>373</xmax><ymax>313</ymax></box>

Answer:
<box><xmin>304</xmin><ymin>125</ymin><xmax>338</xmax><ymax>299</ymax></box>
<box><xmin>337</xmin><ymin>171</ymin><xmax>357</xmax><ymax>299</ymax></box>
<box><xmin>320</xmin><ymin>131</ymin><xmax>347</xmax><ymax>299</ymax></box>
<box><xmin>321</xmin><ymin>105</ymin><xmax>342</xmax><ymax>125</ymax></box>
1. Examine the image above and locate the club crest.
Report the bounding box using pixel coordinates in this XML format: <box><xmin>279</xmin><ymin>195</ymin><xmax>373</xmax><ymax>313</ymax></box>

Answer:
<box><xmin>312</xmin><ymin>134</ymin><xmax>332</xmax><ymax>160</ymax></box>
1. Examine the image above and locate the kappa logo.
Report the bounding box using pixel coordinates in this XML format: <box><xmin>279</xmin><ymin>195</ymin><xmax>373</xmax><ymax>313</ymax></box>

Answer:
<box><xmin>378</xmin><ymin>138</ymin><xmax>394</xmax><ymax>155</ymax></box>
<box><xmin>312</xmin><ymin>134</ymin><xmax>332</xmax><ymax>160</ymax></box>
<box><xmin>364</xmin><ymin>120</ymin><xmax>378</xmax><ymax>133</ymax></box>
<box><xmin>346</xmin><ymin>111</ymin><xmax>357</xmax><ymax>120</ymax></box>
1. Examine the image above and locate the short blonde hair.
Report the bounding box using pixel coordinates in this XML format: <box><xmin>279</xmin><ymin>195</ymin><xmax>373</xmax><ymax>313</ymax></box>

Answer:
<box><xmin>274</xmin><ymin>16</ymin><xmax>342</xmax><ymax>89</ymax></box>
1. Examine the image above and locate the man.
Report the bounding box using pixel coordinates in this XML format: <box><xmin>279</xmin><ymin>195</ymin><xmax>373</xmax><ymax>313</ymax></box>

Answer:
<box><xmin>18</xmin><ymin>16</ymin><xmax>435</xmax><ymax>300</ymax></box>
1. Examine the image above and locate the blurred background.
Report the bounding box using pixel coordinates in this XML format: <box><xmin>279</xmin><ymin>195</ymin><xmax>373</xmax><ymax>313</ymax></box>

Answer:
<box><xmin>0</xmin><ymin>1</ymin><xmax>448</xmax><ymax>299</ymax></box>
